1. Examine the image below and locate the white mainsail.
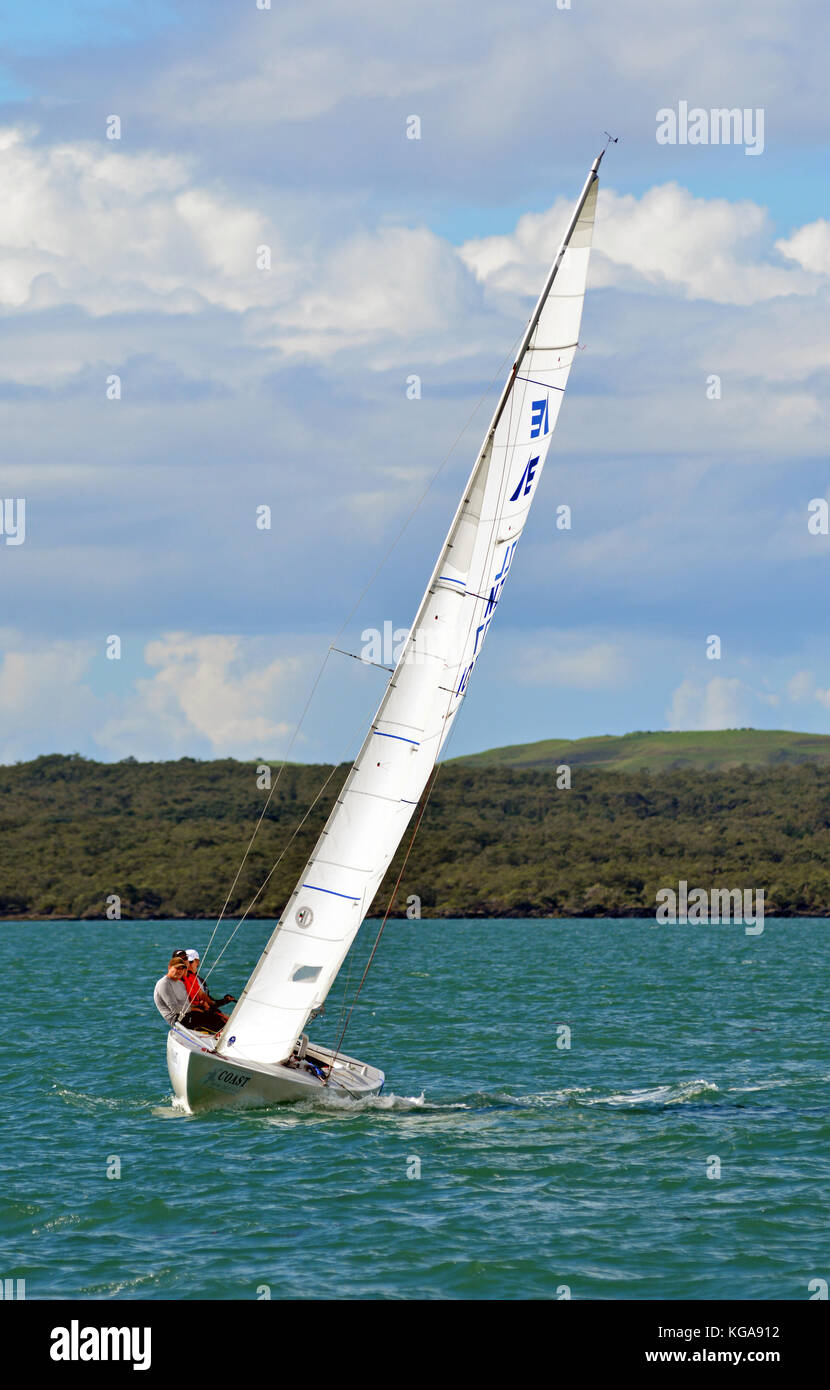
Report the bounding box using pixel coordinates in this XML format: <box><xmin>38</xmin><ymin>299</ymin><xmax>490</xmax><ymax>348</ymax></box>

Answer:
<box><xmin>219</xmin><ymin>155</ymin><xmax>602</xmax><ymax>1066</ymax></box>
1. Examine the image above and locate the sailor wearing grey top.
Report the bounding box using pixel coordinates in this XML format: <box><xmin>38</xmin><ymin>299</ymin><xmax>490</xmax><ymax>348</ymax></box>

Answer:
<box><xmin>154</xmin><ymin>957</ymin><xmax>190</xmax><ymax>1025</ymax></box>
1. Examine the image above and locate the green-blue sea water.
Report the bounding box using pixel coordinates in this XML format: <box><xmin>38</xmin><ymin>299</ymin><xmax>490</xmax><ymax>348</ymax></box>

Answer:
<box><xmin>2</xmin><ymin>918</ymin><xmax>828</xmax><ymax>1301</ymax></box>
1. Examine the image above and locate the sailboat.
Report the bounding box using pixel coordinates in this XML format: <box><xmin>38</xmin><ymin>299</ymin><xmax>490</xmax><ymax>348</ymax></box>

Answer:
<box><xmin>167</xmin><ymin>150</ymin><xmax>604</xmax><ymax>1111</ymax></box>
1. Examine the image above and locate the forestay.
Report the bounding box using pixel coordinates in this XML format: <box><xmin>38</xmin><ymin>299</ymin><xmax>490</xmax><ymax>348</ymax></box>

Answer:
<box><xmin>219</xmin><ymin>155</ymin><xmax>602</xmax><ymax>1066</ymax></box>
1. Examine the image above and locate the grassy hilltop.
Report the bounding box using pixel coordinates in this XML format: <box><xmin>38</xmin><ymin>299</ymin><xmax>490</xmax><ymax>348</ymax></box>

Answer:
<box><xmin>3</xmin><ymin>731</ymin><xmax>830</xmax><ymax>919</ymax></box>
<box><xmin>453</xmin><ymin>728</ymin><xmax>830</xmax><ymax>774</ymax></box>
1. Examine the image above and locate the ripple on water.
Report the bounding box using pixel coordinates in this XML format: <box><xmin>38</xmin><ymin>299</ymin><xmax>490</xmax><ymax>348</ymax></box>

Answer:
<box><xmin>5</xmin><ymin>918</ymin><xmax>830</xmax><ymax>1300</ymax></box>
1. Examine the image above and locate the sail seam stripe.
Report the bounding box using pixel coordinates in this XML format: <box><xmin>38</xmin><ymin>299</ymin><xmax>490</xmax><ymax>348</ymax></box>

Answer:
<box><xmin>516</xmin><ymin>375</ymin><xmax>566</xmax><ymax>392</ymax></box>
<box><xmin>372</xmin><ymin>730</ymin><xmax>421</xmax><ymax>745</ymax></box>
<box><xmin>347</xmin><ymin>788</ymin><xmax>408</xmax><ymax>804</ymax></box>
<box><xmin>302</xmin><ymin>883</ymin><xmax>361</xmax><ymax>901</ymax></box>
<box><xmin>314</xmin><ymin>857</ymin><xmax>372</xmax><ymax>872</ymax></box>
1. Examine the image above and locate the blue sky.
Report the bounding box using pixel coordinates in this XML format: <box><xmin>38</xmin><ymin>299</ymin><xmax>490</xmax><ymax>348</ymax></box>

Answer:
<box><xmin>1</xmin><ymin>0</ymin><xmax>830</xmax><ymax>764</ymax></box>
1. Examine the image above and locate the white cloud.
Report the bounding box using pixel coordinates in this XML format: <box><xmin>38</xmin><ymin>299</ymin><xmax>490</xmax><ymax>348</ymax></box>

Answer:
<box><xmin>784</xmin><ymin>668</ymin><xmax>830</xmax><ymax>710</ymax></box>
<box><xmin>665</xmin><ymin>676</ymin><xmax>750</xmax><ymax>730</ymax></box>
<box><xmin>0</xmin><ymin>628</ymin><xmax>311</xmax><ymax>763</ymax></box>
<box><xmin>787</xmin><ymin>669</ymin><xmax>815</xmax><ymax>702</ymax></box>
<box><xmin>96</xmin><ymin>633</ymin><xmax>303</xmax><ymax>759</ymax></box>
<box><xmin>0</xmin><ymin>634</ymin><xmax>100</xmax><ymax>761</ymax></box>
<box><xmin>150</xmin><ymin>36</ymin><xmax>440</xmax><ymax>128</ymax></box>
<box><xmin>777</xmin><ymin>220</ymin><xmax>830</xmax><ymax>276</ymax></box>
<box><xmin>514</xmin><ymin>637</ymin><xmax>631</xmax><ymax>690</ymax></box>
<box><xmin>461</xmin><ymin>184</ymin><xmax>822</xmax><ymax>307</ymax></box>
<box><xmin>0</xmin><ymin>126</ymin><xmax>299</xmax><ymax>320</ymax></box>
<box><xmin>269</xmin><ymin>224</ymin><xmax>481</xmax><ymax>361</ymax></box>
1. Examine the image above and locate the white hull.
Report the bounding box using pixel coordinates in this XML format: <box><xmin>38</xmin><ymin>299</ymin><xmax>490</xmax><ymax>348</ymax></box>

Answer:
<box><xmin>167</xmin><ymin>1026</ymin><xmax>384</xmax><ymax>1113</ymax></box>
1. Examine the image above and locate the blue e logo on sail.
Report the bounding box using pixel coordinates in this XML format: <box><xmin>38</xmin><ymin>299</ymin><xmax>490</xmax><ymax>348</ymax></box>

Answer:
<box><xmin>530</xmin><ymin>398</ymin><xmax>549</xmax><ymax>438</ymax></box>
<box><xmin>509</xmin><ymin>454</ymin><xmax>540</xmax><ymax>502</ymax></box>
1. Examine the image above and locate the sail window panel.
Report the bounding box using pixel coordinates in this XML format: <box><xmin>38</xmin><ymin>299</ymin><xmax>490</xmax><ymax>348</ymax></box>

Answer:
<box><xmin>291</xmin><ymin>965</ymin><xmax>322</xmax><ymax>983</ymax></box>
<box><xmin>248</xmin><ymin>942</ymin><xmax>333</xmax><ymax>1008</ymax></box>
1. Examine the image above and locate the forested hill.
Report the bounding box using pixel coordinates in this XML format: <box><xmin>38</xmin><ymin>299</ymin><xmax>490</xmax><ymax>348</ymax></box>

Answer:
<box><xmin>3</xmin><ymin>749</ymin><xmax>830</xmax><ymax>919</ymax></box>
<box><xmin>453</xmin><ymin>728</ymin><xmax>830</xmax><ymax>773</ymax></box>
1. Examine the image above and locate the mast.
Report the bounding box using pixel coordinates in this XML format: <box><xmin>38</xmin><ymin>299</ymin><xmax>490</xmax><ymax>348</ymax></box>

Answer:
<box><xmin>218</xmin><ymin>153</ymin><xmax>604</xmax><ymax>1067</ymax></box>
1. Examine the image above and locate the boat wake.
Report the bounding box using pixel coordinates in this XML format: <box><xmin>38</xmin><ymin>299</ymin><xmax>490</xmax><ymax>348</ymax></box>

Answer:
<box><xmin>52</xmin><ymin>1085</ymin><xmax>156</xmax><ymax>1114</ymax></box>
<box><xmin>245</xmin><ymin>1078</ymin><xmax>724</xmax><ymax>1121</ymax></box>
<box><xmin>583</xmin><ymin>1079</ymin><xmax>720</xmax><ymax>1108</ymax></box>
<box><xmin>155</xmin><ymin>1072</ymin><xmax>814</xmax><ymax>1119</ymax></box>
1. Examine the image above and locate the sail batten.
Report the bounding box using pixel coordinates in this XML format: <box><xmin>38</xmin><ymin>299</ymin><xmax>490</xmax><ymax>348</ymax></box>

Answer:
<box><xmin>218</xmin><ymin>155</ymin><xmax>603</xmax><ymax>1067</ymax></box>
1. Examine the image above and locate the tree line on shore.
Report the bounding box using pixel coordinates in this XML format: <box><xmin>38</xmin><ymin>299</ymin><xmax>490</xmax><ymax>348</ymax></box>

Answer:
<box><xmin>2</xmin><ymin>752</ymin><xmax>830</xmax><ymax>919</ymax></box>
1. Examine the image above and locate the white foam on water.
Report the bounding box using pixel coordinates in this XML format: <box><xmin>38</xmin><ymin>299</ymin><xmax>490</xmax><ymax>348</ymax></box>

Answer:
<box><xmin>32</xmin><ymin>1213</ymin><xmax>81</xmax><ymax>1235</ymax></box>
<box><xmin>80</xmin><ymin>1269</ymin><xmax>165</xmax><ymax>1297</ymax></box>
<box><xmin>729</xmin><ymin>1078</ymin><xmax>796</xmax><ymax>1094</ymax></box>
<box><xmin>585</xmin><ymin>1079</ymin><xmax>720</xmax><ymax>1107</ymax></box>
<box><xmin>52</xmin><ymin>1085</ymin><xmax>121</xmax><ymax>1111</ymax></box>
<box><xmin>151</xmin><ymin>1094</ymin><xmax>192</xmax><ymax>1117</ymax></box>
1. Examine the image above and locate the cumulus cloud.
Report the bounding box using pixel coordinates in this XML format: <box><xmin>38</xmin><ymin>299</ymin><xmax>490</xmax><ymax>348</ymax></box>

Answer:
<box><xmin>2</xmin><ymin>5</ymin><xmax>829</xmax><ymax>767</ymax></box>
<box><xmin>0</xmin><ymin>632</ymin><xmax>101</xmax><ymax>761</ymax></box>
<box><xmin>461</xmin><ymin>184</ymin><xmax>822</xmax><ymax>307</ymax></box>
<box><xmin>0</xmin><ymin>628</ymin><xmax>311</xmax><ymax>762</ymax></box>
<box><xmin>665</xmin><ymin>676</ymin><xmax>750</xmax><ymax>730</ymax></box>
<box><xmin>777</xmin><ymin>220</ymin><xmax>830</xmax><ymax>276</ymax></box>
<box><xmin>785</xmin><ymin>668</ymin><xmax>830</xmax><ymax>710</ymax></box>
<box><xmin>0</xmin><ymin>126</ymin><xmax>299</xmax><ymax>319</ymax></box>
<box><xmin>269</xmin><ymin>224</ymin><xmax>482</xmax><ymax>362</ymax></box>
<box><xmin>96</xmin><ymin>633</ymin><xmax>304</xmax><ymax>759</ymax></box>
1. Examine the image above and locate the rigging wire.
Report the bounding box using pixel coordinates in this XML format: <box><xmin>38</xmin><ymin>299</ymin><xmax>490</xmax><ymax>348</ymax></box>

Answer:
<box><xmin>200</xmin><ymin>754</ymin><xmax>346</xmax><ymax>985</ymax></box>
<box><xmin>199</xmin><ymin>332</ymin><xmax>524</xmax><ymax>980</ymax></box>
<box><xmin>197</xmin><ymin>159</ymin><xmax>602</xmax><ymax>1073</ymax></box>
<box><xmin>326</xmin><ymin>368</ymin><xmax>535</xmax><ymax>1069</ymax></box>
<box><xmin>324</xmin><ymin>765</ymin><xmax>441</xmax><ymax>1081</ymax></box>
<box><xmin>321</xmin><ymin>181</ymin><xmax>596</xmax><ymax>1065</ymax></box>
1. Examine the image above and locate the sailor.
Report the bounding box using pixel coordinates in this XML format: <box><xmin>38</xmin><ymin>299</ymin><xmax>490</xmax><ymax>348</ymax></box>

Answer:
<box><xmin>183</xmin><ymin>949</ymin><xmax>207</xmax><ymax>1006</ymax></box>
<box><xmin>153</xmin><ymin>956</ymin><xmax>190</xmax><ymax>1026</ymax></box>
<box><xmin>184</xmin><ymin>949</ymin><xmax>235</xmax><ymax>1013</ymax></box>
<box><xmin>177</xmin><ymin>949</ymin><xmax>236</xmax><ymax>1033</ymax></box>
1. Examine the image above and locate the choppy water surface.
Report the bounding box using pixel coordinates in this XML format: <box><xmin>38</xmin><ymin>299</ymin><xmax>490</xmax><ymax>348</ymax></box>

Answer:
<box><xmin>2</xmin><ymin>919</ymin><xmax>828</xmax><ymax>1299</ymax></box>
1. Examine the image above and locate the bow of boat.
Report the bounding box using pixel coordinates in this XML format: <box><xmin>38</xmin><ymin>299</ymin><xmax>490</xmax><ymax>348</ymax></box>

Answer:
<box><xmin>167</xmin><ymin>1026</ymin><xmax>384</xmax><ymax>1112</ymax></box>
